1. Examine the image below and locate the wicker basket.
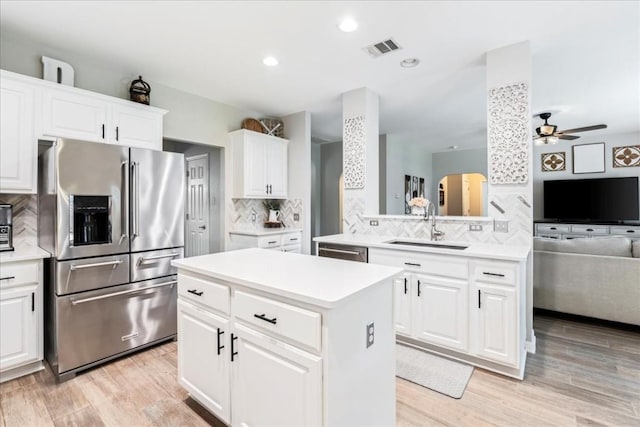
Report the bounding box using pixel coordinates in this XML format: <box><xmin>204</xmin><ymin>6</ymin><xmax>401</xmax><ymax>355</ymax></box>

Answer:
<box><xmin>241</xmin><ymin>118</ymin><xmax>264</xmax><ymax>133</ymax></box>
<box><xmin>259</xmin><ymin>118</ymin><xmax>285</xmax><ymax>138</ymax></box>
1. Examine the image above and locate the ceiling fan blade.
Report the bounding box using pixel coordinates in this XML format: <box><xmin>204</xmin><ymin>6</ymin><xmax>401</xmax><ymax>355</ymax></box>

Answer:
<box><xmin>558</xmin><ymin>134</ymin><xmax>579</xmax><ymax>140</ymax></box>
<box><xmin>557</xmin><ymin>124</ymin><xmax>607</xmax><ymax>134</ymax></box>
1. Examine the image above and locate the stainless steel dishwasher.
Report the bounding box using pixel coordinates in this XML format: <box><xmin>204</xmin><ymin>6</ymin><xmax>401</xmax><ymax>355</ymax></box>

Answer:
<box><xmin>317</xmin><ymin>242</ymin><xmax>368</xmax><ymax>263</ymax></box>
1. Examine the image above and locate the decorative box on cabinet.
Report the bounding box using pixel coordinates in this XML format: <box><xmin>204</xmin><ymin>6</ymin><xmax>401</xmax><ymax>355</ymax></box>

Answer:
<box><xmin>229</xmin><ymin>129</ymin><xmax>288</xmax><ymax>199</ymax></box>
<box><xmin>0</xmin><ymin>71</ymin><xmax>37</xmax><ymax>193</ymax></box>
<box><xmin>0</xmin><ymin>259</ymin><xmax>44</xmax><ymax>383</ymax></box>
<box><xmin>369</xmin><ymin>247</ymin><xmax>526</xmax><ymax>379</ymax></box>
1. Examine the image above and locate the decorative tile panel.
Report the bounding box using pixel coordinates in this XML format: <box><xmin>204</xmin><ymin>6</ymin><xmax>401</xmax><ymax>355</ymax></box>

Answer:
<box><xmin>0</xmin><ymin>194</ymin><xmax>38</xmax><ymax>246</ymax></box>
<box><xmin>541</xmin><ymin>152</ymin><xmax>566</xmax><ymax>172</ymax></box>
<box><xmin>343</xmin><ymin>116</ymin><xmax>366</xmax><ymax>189</ymax></box>
<box><xmin>613</xmin><ymin>145</ymin><xmax>640</xmax><ymax>168</ymax></box>
<box><xmin>488</xmin><ymin>82</ymin><xmax>529</xmax><ymax>184</ymax></box>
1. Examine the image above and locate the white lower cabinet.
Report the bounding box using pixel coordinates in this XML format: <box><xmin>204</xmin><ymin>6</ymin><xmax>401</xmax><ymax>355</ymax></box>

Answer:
<box><xmin>177</xmin><ymin>300</ymin><xmax>230</xmax><ymax>423</ymax></box>
<box><xmin>0</xmin><ymin>259</ymin><xmax>44</xmax><ymax>382</ymax></box>
<box><xmin>414</xmin><ymin>273</ymin><xmax>468</xmax><ymax>352</ymax></box>
<box><xmin>231</xmin><ymin>324</ymin><xmax>322</xmax><ymax>427</ymax></box>
<box><xmin>370</xmin><ymin>247</ymin><xmax>526</xmax><ymax>379</ymax></box>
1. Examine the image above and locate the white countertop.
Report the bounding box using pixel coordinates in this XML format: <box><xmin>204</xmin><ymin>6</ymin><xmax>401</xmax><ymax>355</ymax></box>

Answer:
<box><xmin>229</xmin><ymin>228</ymin><xmax>302</xmax><ymax>237</ymax></box>
<box><xmin>0</xmin><ymin>243</ymin><xmax>51</xmax><ymax>262</ymax></box>
<box><xmin>313</xmin><ymin>234</ymin><xmax>530</xmax><ymax>262</ymax></box>
<box><xmin>172</xmin><ymin>248</ymin><xmax>402</xmax><ymax>309</ymax></box>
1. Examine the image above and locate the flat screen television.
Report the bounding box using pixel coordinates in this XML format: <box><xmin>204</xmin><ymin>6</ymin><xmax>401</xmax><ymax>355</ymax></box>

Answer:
<box><xmin>543</xmin><ymin>177</ymin><xmax>639</xmax><ymax>222</ymax></box>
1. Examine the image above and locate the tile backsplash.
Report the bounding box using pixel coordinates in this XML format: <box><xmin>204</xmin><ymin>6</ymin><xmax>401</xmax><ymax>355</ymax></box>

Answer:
<box><xmin>0</xmin><ymin>194</ymin><xmax>37</xmax><ymax>246</ymax></box>
<box><xmin>231</xmin><ymin>198</ymin><xmax>302</xmax><ymax>231</ymax></box>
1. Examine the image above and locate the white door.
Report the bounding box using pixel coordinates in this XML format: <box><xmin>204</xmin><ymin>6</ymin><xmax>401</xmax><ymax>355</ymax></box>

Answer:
<box><xmin>414</xmin><ymin>274</ymin><xmax>468</xmax><ymax>351</ymax></box>
<box><xmin>231</xmin><ymin>324</ymin><xmax>322</xmax><ymax>427</ymax></box>
<box><xmin>0</xmin><ymin>285</ymin><xmax>38</xmax><ymax>371</ymax></box>
<box><xmin>244</xmin><ymin>136</ymin><xmax>268</xmax><ymax>197</ymax></box>
<box><xmin>177</xmin><ymin>300</ymin><xmax>230</xmax><ymax>423</ymax></box>
<box><xmin>186</xmin><ymin>154</ymin><xmax>210</xmax><ymax>257</ymax></box>
<box><xmin>394</xmin><ymin>273</ymin><xmax>412</xmax><ymax>337</ymax></box>
<box><xmin>474</xmin><ymin>283</ymin><xmax>517</xmax><ymax>366</ymax></box>
<box><xmin>111</xmin><ymin>104</ymin><xmax>162</xmax><ymax>150</ymax></box>
<box><xmin>267</xmin><ymin>140</ymin><xmax>288</xmax><ymax>198</ymax></box>
<box><xmin>42</xmin><ymin>88</ymin><xmax>108</xmax><ymax>143</ymax></box>
<box><xmin>0</xmin><ymin>77</ymin><xmax>36</xmax><ymax>193</ymax></box>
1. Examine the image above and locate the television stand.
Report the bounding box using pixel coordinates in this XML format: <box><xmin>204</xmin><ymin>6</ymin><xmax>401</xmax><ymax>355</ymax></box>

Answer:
<box><xmin>535</xmin><ymin>222</ymin><xmax>640</xmax><ymax>240</ymax></box>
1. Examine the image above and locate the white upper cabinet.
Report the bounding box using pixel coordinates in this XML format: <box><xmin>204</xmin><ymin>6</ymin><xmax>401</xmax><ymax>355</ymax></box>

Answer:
<box><xmin>111</xmin><ymin>104</ymin><xmax>163</xmax><ymax>150</ymax></box>
<box><xmin>230</xmin><ymin>129</ymin><xmax>288</xmax><ymax>199</ymax></box>
<box><xmin>42</xmin><ymin>88</ymin><xmax>109</xmax><ymax>143</ymax></box>
<box><xmin>0</xmin><ymin>73</ymin><xmax>37</xmax><ymax>193</ymax></box>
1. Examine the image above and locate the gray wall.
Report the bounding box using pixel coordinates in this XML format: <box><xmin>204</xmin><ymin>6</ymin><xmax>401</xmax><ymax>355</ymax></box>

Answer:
<box><xmin>320</xmin><ymin>141</ymin><xmax>343</xmax><ymax>236</ymax></box>
<box><xmin>311</xmin><ymin>144</ymin><xmax>321</xmax><ymax>253</ymax></box>
<box><xmin>0</xmin><ymin>31</ymin><xmax>263</xmax><ymax>147</ymax></box>
<box><xmin>533</xmin><ymin>131</ymin><xmax>640</xmax><ymax>220</ymax></box>
<box><xmin>163</xmin><ymin>140</ymin><xmax>223</xmax><ymax>254</ymax></box>
<box><xmin>431</xmin><ymin>147</ymin><xmax>488</xmax><ymax>210</ymax></box>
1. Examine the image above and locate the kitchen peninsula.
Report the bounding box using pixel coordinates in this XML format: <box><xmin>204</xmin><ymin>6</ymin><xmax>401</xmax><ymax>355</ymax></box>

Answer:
<box><xmin>172</xmin><ymin>248</ymin><xmax>402</xmax><ymax>426</ymax></box>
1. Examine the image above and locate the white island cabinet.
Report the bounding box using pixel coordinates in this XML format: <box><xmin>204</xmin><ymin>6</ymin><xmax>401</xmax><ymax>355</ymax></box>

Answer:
<box><xmin>172</xmin><ymin>248</ymin><xmax>401</xmax><ymax>427</ymax></box>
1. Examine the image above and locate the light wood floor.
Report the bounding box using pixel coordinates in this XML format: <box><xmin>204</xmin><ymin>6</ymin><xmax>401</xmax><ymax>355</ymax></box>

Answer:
<box><xmin>1</xmin><ymin>313</ymin><xmax>638</xmax><ymax>427</ymax></box>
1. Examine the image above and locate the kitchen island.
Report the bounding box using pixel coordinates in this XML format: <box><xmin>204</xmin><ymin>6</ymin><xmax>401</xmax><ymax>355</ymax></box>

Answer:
<box><xmin>172</xmin><ymin>248</ymin><xmax>402</xmax><ymax>427</ymax></box>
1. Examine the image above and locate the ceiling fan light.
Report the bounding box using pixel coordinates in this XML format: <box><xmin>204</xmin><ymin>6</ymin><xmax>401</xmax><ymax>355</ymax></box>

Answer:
<box><xmin>540</xmin><ymin>124</ymin><xmax>557</xmax><ymax>136</ymax></box>
<box><xmin>536</xmin><ymin>136</ymin><xmax>559</xmax><ymax>145</ymax></box>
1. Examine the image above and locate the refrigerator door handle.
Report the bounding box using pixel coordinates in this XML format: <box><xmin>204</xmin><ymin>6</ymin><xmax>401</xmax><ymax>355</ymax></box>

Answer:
<box><xmin>121</xmin><ymin>161</ymin><xmax>129</xmax><ymax>242</ymax></box>
<box><xmin>131</xmin><ymin>162</ymin><xmax>140</xmax><ymax>238</ymax></box>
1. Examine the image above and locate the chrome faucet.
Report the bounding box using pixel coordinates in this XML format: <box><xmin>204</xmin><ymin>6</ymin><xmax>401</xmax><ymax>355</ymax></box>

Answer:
<box><xmin>424</xmin><ymin>201</ymin><xmax>445</xmax><ymax>241</ymax></box>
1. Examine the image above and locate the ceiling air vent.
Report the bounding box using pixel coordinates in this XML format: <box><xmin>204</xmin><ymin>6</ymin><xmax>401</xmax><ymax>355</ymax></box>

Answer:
<box><xmin>364</xmin><ymin>38</ymin><xmax>402</xmax><ymax>58</ymax></box>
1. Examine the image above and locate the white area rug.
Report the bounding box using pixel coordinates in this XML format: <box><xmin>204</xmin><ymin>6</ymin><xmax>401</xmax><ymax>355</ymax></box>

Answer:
<box><xmin>396</xmin><ymin>343</ymin><xmax>474</xmax><ymax>399</ymax></box>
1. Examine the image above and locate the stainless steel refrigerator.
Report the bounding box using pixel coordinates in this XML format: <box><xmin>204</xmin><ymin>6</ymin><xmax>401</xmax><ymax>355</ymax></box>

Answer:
<box><xmin>38</xmin><ymin>138</ymin><xmax>185</xmax><ymax>380</ymax></box>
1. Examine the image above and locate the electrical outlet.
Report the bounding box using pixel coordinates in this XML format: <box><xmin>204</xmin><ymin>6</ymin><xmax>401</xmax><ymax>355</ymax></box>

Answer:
<box><xmin>469</xmin><ymin>224</ymin><xmax>483</xmax><ymax>232</ymax></box>
<box><xmin>250</xmin><ymin>211</ymin><xmax>257</xmax><ymax>223</ymax></box>
<box><xmin>293</xmin><ymin>213</ymin><xmax>300</xmax><ymax>221</ymax></box>
<box><xmin>369</xmin><ymin>220</ymin><xmax>379</xmax><ymax>226</ymax></box>
<box><xmin>494</xmin><ymin>220</ymin><xmax>509</xmax><ymax>233</ymax></box>
<box><xmin>366</xmin><ymin>322</ymin><xmax>375</xmax><ymax>348</ymax></box>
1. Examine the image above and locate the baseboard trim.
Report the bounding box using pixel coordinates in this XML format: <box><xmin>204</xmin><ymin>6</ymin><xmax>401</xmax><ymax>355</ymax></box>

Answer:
<box><xmin>525</xmin><ymin>330</ymin><xmax>536</xmax><ymax>354</ymax></box>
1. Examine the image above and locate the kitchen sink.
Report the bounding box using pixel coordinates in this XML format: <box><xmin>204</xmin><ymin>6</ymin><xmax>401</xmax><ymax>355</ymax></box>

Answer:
<box><xmin>385</xmin><ymin>240</ymin><xmax>468</xmax><ymax>250</ymax></box>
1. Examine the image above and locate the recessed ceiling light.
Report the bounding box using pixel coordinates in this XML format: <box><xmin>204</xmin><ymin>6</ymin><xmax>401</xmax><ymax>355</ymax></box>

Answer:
<box><xmin>338</xmin><ymin>18</ymin><xmax>358</xmax><ymax>33</ymax></box>
<box><xmin>400</xmin><ymin>58</ymin><xmax>420</xmax><ymax>68</ymax></box>
<box><xmin>263</xmin><ymin>56</ymin><xmax>278</xmax><ymax>67</ymax></box>
<box><xmin>448</xmin><ymin>145</ymin><xmax>459</xmax><ymax>150</ymax></box>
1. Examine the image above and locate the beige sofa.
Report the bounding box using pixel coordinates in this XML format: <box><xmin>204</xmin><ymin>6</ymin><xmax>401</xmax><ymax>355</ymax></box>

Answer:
<box><xmin>533</xmin><ymin>236</ymin><xmax>640</xmax><ymax>326</ymax></box>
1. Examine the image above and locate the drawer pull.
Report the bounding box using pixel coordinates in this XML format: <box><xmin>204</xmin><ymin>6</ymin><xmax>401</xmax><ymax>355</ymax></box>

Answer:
<box><xmin>267</xmin><ymin>240</ymin><xmax>278</xmax><ymax>244</ymax></box>
<box><xmin>231</xmin><ymin>334</ymin><xmax>238</xmax><ymax>362</ymax></box>
<box><xmin>586</xmin><ymin>228</ymin><xmax>594</xmax><ymax>232</ymax></box>
<box><xmin>137</xmin><ymin>252</ymin><xmax>180</xmax><ymax>265</ymax></box>
<box><xmin>627</xmin><ymin>230</ymin><xmax>635</xmax><ymax>233</ymax></box>
<box><xmin>404</xmin><ymin>262</ymin><xmax>422</xmax><ymax>267</ymax></box>
<box><xmin>187</xmin><ymin>289</ymin><xmax>203</xmax><ymax>296</ymax></box>
<box><xmin>254</xmin><ymin>313</ymin><xmax>277</xmax><ymax>325</ymax></box>
<box><xmin>71</xmin><ymin>281</ymin><xmax>176</xmax><ymax>305</ymax></box>
<box><xmin>550</xmin><ymin>227</ymin><xmax>557</xmax><ymax>230</ymax></box>
<box><xmin>289</xmin><ymin>238</ymin><xmax>299</xmax><ymax>241</ymax></box>
<box><xmin>417</xmin><ymin>280</ymin><xmax>421</xmax><ymax>297</ymax></box>
<box><xmin>0</xmin><ymin>276</ymin><xmax>15</xmax><ymax>281</ymax></box>
<box><xmin>217</xmin><ymin>328</ymin><xmax>224</xmax><ymax>355</ymax></box>
<box><xmin>70</xmin><ymin>260</ymin><xmax>123</xmax><ymax>271</ymax></box>
<box><xmin>482</xmin><ymin>272</ymin><xmax>505</xmax><ymax>278</ymax></box>
<box><xmin>404</xmin><ymin>277</ymin><xmax>408</xmax><ymax>294</ymax></box>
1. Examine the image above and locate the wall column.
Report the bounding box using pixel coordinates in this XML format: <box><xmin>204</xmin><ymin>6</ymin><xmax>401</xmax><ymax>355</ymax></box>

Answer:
<box><xmin>486</xmin><ymin>41</ymin><xmax>535</xmax><ymax>349</ymax></box>
<box><xmin>342</xmin><ymin>87</ymin><xmax>379</xmax><ymax>233</ymax></box>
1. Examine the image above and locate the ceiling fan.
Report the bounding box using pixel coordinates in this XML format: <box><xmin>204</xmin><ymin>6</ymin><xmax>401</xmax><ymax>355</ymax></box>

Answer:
<box><xmin>534</xmin><ymin>112</ymin><xmax>607</xmax><ymax>145</ymax></box>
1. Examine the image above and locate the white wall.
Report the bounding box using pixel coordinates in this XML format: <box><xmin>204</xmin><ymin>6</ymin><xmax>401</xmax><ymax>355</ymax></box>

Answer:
<box><xmin>282</xmin><ymin>112</ymin><xmax>312</xmax><ymax>254</ymax></box>
<box><xmin>533</xmin><ymin>131</ymin><xmax>640</xmax><ymax>219</ymax></box>
<box><xmin>0</xmin><ymin>31</ymin><xmax>264</xmax><ymax>147</ymax></box>
<box><xmin>311</xmin><ymin>143</ymin><xmax>322</xmax><ymax>254</ymax></box>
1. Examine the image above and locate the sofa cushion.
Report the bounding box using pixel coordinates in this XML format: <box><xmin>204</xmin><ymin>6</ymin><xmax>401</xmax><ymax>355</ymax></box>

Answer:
<box><xmin>534</xmin><ymin>236</ymin><xmax>633</xmax><ymax>257</ymax></box>
<box><xmin>633</xmin><ymin>240</ymin><xmax>640</xmax><ymax>258</ymax></box>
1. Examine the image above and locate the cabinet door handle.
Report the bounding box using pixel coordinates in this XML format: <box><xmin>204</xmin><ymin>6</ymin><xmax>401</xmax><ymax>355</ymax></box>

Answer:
<box><xmin>217</xmin><ymin>328</ymin><xmax>224</xmax><ymax>355</ymax></box>
<box><xmin>187</xmin><ymin>289</ymin><xmax>203</xmax><ymax>296</ymax></box>
<box><xmin>550</xmin><ymin>227</ymin><xmax>557</xmax><ymax>230</ymax></box>
<box><xmin>0</xmin><ymin>276</ymin><xmax>15</xmax><ymax>281</ymax></box>
<box><xmin>586</xmin><ymin>228</ymin><xmax>594</xmax><ymax>232</ymax></box>
<box><xmin>267</xmin><ymin>240</ymin><xmax>278</xmax><ymax>244</ymax></box>
<box><xmin>268</xmin><ymin>184</ymin><xmax>272</xmax><ymax>194</ymax></box>
<box><xmin>102</xmin><ymin>124</ymin><xmax>105</xmax><ymax>139</ymax></box>
<box><xmin>254</xmin><ymin>313</ymin><xmax>277</xmax><ymax>325</ymax></box>
<box><xmin>482</xmin><ymin>272</ymin><xmax>505</xmax><ymax>278</ymax></box>
<box><xmin>231</xmin><ymin>333</ymin><xmax>238</xmax><ymax>362</ymax></box>
<box><xmin>116</xmin><ymin>126</ymin><xmax>119</xmax><ymax>141</ymax></box>
<box><xmin>31</xmin><ymin>292</ymin><xmax>35</xmax><ymax>312</ymax></box>
<box><xmin>404</xmin><ymin>262</ymin><xmax>421</xmax><ymax>267</ymax></box>
<box><xmin>266</xmin><ymin>185</ymin><xmax>269</xmax><ymax>194</ymax></box>
<box><xmin>627</xmin><ymin>230</ymin><xmax>635</xmax><ymax>233</ymax></box>
<box><xmin>404</xmin><ymin>277</ymin><xmax>408</xmax><ymax>294</ymax></box>
<box><xmin>417</xmin><ymin>280</ymin><xmax>421</xmax><ymax>297</ymax></box>
<box><xmin>478</xmin><ymin>289</ymin><xmax>481</xmax><ymax>309</ymax></box>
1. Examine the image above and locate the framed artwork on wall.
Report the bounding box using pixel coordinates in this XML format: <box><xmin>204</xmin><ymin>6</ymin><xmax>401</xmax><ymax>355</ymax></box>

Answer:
<box><xmin>572</xmin><ymin>142</ymin><xmax>605</xmax><ymax>174</ymax></box>
<box><xmin>541</xmin><ymin>152</ymin><xmax>566</xmax><ymax>172</ymax></box>
<box><xmin>613</xmin><ymin>145</ymin><xmax>640</xmax><ymax>168</ymax></box>
<box><xmin>404</xmin><ymin>175</ymin><xmax>411</xmax><ymax>214</ymax></box>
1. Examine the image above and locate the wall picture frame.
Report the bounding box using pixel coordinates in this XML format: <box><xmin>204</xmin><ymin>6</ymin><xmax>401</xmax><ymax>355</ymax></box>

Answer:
<box><xmin>541</xmin><ymin>152</ymin><xmax>566</xmax><ymax>172</ymax></box>
<box><xmin>612</xmin><ymin>145</ymin><xmax>640</xmax><ymax>168</ymax></box>
<box><xmin>572</xmin><ymin>142</ymin><xmax>605</xmax><ymax>174</ymax></box>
